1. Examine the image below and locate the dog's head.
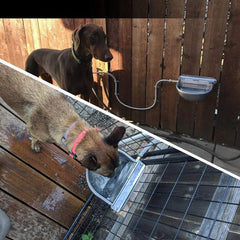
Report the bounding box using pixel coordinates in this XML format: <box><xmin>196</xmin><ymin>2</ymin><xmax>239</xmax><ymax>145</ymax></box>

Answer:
<box><xmin>72</xmin><ymin>23</ymin><xmax>113</xmax><ymax>62</ymax></box>
<box><xmin>76</xmin><ymin>126</ymin><xmax>126</xmax><ymax>177</ymax></box>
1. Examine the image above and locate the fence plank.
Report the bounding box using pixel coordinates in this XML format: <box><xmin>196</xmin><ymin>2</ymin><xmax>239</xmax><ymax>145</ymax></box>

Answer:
<box><xmin>176</xmin><ymin>0</ymin><xmax>206</xmax><ymax>136</ymax></box>
<box><xmin>215</xmin><ymin>0</ymin><xmax>240</xmax><ymax>146</ymax></box>
<box><xmin>107</xmin><ymin>18</ymin><xmax>132</xmax><ymax>119</ymax></box>
<box><xmin>38</xmin><ymin>18</ymin><xmax>50</xmax><ymax>48</ymax></box>
<box><xmin>131</xmin><ymin>17</ymin><xmax>148</xmax><ymax>123</ymax></box>
<box><xmin>0</xmin><ymin>19</ymin><xmax>10</xmax><ymax>62</ymax></box>
<box><xmin>2</xmin><ymin>19</ymin><xmax>28</xmax><ymax>69</ymax></box>
<box><xmin>107</xmin><ymin>18</ymin><xmax>121</xmax><ymax>113</ymax></box>
<box><xmin>236</xmin><ymin>128</ymin><xmax>240</xmax><ymax>147</ymax></box>
<box><xmin>61</xmin><ymin>18</ymin><xmax>75</xmax><ymax>30</ymax></box>
<box><xmin>145</xmin><ymin>0</ymin><xmax>165</xmax><ymax>127</ymax></box>
<box><xmin>92</xmin><ymin>19</ymin><xmax>109</xmax><ymax>108</ymax></box>
<box><xmin>73</xmin><ymin>18</ymin><xmax>85</xmax><ymax>29</ymax></box>
<box><xmin>118</xmin><ymin>18</ymin><xmax>132</xmax><ymax>116</ymax></box>
<box><xmin>160</xmin><ymin>0</ymin><xmax>185</xmax><ymax>131</ymax></box>
<box><xmin>194</xmin><ymin>0</ymin><xmax>229</xmax><ymax>141</ymax></box>
<box><xmin>40</xmin><ymin>19</ymin><xmax>73</xmax><ymax>50</ymax></box>
<box><xmin>23</xmin><ymin>19</ymin><xmax>41</xmax><ymax>54</ymax></box>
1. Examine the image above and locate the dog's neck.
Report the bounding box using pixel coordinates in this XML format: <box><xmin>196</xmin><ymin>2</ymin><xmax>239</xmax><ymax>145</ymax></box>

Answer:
<box><xmin>71</xmin><ymin>44</ymin><xmax>92</xmax><ymax>66</ymax></box>
<box><xmin>61</xmin><ymin>118</ymin><xmax>90</xmax><ymax>151</ymax></box>
<box><xmin>62</xmin><ymin>122</ymin><xmax>99</xmax><ymax>160</ymax></box>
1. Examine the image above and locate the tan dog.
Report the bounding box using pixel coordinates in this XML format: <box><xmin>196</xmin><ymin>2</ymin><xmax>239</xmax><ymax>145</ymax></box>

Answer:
<box><xmin>0</xmin><ymin>61</ymin><xmax>125</xmax><ymax>177</ymax></box>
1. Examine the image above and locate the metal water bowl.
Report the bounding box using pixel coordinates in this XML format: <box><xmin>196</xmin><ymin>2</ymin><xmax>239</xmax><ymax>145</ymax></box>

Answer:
<box><xmin>86</xmin><ymin>150</ymin><xmax>145</xmax><ymax>212</ymax></box>
<box><xmin>0</xmin><ymin>209</ymin><xmax>10</xmax><ymax>240</ymax></box>
<box><xmin>176</xmin><ymin>75</ymin><xmax>217</xmax><ymax>101</ymax></box>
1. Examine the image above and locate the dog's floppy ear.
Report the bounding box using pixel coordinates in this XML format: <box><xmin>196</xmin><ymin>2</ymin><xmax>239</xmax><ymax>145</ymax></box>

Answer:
<box><xmin>81</xmin><ymin>153</ymin><xmax>100</xmax><ymax>170</ymax></box>
<box><xmin>72</xmin><ymin>28</ymin><xmax>82</xmax><ymax>51</ymax></box>
<box><xmin>104</xmin><ymin>126</ymin><xmax>126</xmax><ymax>148</ymax></box>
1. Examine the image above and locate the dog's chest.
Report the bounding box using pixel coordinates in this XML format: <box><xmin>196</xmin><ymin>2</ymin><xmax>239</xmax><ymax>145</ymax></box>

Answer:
<box><xmin>61</xmin><ymin>65</ymin><xmax>93</xmax><ymax>94</ymax></box>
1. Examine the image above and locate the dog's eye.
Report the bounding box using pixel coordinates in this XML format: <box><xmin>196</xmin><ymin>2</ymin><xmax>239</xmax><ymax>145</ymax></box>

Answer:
<box><xmin>90</xmin><ymin>154</ymin><xmax>97</xmax><ymax>163</ymax></box>
<box><xmin>83</xmin><ymin>153</ymin><xmax>100</xmax><ymax>170</ymax></box>
<box><xmin>86</xmin><ymin>153</ymin><xmax>97</xmax><ymax>162</ymax></box>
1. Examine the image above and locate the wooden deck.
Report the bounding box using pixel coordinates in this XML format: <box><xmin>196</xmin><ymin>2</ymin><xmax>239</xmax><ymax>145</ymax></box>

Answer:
<box><xmin>0</xmin><ymin>103</ymin><xmax>91</xmax><ymax>239</ymax></box>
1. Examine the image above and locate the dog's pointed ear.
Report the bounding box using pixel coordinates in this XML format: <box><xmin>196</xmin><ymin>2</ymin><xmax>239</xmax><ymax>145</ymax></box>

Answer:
<box><xmin>104</xmin><ymin>126</ymin><xmax>126</xmax><ymax>148</ymax></box>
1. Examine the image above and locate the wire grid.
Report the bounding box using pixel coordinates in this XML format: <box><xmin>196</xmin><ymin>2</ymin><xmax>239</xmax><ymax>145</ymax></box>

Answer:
<box><xmin>67</xmin><ymin>97</ymin><xmax>240</xmax><ymax>240</ymax></box>
<box><xmin>72</xmin><ymin>160</ymin><xmax>240</xmax><ymax>240</ymax></box>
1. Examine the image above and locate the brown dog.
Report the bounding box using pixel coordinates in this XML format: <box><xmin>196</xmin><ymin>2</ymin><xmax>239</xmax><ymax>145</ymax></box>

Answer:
<box><xmin>25</xmin><ymin>23</ymin><xmax>113</xmax><ymax>100</ymax></box>
<box><xmin>0</xmin><ymin>61</ymin><xmax>125</xmax><ymax>177</ymax></box>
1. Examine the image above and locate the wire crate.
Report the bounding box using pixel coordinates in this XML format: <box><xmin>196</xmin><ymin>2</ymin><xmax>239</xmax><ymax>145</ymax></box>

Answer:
<box><xmin>64</xmin><ymin>96</ymin><xmax>240</xmax><ymax>240</ymax></box>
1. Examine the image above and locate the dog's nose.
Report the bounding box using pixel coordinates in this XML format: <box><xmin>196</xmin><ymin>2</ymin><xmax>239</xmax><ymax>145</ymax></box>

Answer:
<box><xmin>105</xmin><ymin>52</ymin><xmax>113</xmax><ymax>61</ymax></box>
<box><xmin>108</xmin><ymin>172</ymin><xmax>115</xmax><ymax>178</ymax></box>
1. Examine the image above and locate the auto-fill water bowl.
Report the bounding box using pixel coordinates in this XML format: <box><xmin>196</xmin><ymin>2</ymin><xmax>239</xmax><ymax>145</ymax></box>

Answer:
<box><xmin>86</xmin><ymin>149</ymin><xmax>145</xmax><ymax>212</ymax></box>
<box><xmin>176</xmin><ymin>75</ymin><xmax>217</xmax><ymax>101</ymax></box>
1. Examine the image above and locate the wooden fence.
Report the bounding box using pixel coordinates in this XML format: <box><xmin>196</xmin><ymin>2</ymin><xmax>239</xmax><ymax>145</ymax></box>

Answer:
<box><xmin>107</xmin><ymin>0</ymin><xmax>240</xmax><ymax>149</ymax></box>
<box><xmin>0</xmin><ymin>2</ymin><xmax>239</xmax><ymax>149</ymax></box>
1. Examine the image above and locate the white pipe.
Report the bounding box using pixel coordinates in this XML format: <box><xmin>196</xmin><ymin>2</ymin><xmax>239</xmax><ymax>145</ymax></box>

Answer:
<box><xmin>93</xmin><ymin>71</ymin><xmax>177</xmax><ymax>111</ymax></box>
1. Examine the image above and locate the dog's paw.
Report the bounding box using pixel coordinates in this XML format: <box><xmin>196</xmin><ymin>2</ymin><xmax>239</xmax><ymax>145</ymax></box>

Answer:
<box><xmin>31</xmin><ymin>143</ymin><xmax>41</xmax><ymax>153</ymax></box>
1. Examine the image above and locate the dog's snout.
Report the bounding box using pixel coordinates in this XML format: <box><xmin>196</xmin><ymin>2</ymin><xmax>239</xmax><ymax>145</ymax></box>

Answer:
<box><xmin>105</xmin><ymin>52</ymin><xmax>113</xmax><ymax>61</ymax></box>
<box><xmin>108</xmin><ymin>172</ymin><xmax>115</xmax><ymax>178</ymax></box>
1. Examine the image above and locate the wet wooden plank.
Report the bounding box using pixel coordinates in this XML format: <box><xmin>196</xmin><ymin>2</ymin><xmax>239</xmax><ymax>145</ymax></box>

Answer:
<box><xmin>176</xmin><ymin>0</ymin><xmax>206</xmax><ymax>136</ymax></box>
<box><xmin>0</xmin><ymin>148</ymin><xmax>84</xmax><ymax>228</ymax></box>
<box><xmin>145</xmin><ymin>0</ymin><xmax>165</xmax><ymax>127</ymax></box>
<box><xmin>160</xmin><ymin>166</ymin><xmax>221</xmax><ymax>185</ymax></box>
<box><xmin>155</xmin><ymin>183</ymin><xmax>219</xmax><ymax>203</ymax></box>
<box><xmin>214</xmin><ymin>0</ymin><xmax>240</xmax><ymax>146</ymax></box>
<box><xmin>0</xmin><ymin>190</ymin><xmax>67</xmax><ymax>240</ymax></box>
<box><xmin>194</xmin><ymin>0</ymin><xmax>229</xmax><ymax>141</ymax></box>
<box><xmin>0</xmin><ymin>105</ymin><xmax>91</xmax><ymax>200</ymax></box>
<box><xmin>160</xmin><ymin>0</ymin><xmax>185</xmax><ymax>131</ymax></box>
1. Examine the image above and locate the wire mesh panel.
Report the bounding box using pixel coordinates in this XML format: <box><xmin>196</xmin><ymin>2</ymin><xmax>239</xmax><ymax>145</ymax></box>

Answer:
<box><xmin>72</xmin><ymin>161</ymin><xmax>240</xmax><ymax>240</ymax></box>
<box><xmin>65</xmin><ymin>96</ymin><xmax>240</xmax><ymax>240</ymax></box>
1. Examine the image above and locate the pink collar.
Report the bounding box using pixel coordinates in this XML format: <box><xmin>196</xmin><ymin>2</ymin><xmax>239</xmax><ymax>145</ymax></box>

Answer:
<box><xmin>61</xmin><ymin>122</ymin><xmax>99</xmax><ymax>160</ymax></box>
<box><xmin>69</xmin><ymin>128</ymin><xmax>97</xmax><ymax>159</ymax></box>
